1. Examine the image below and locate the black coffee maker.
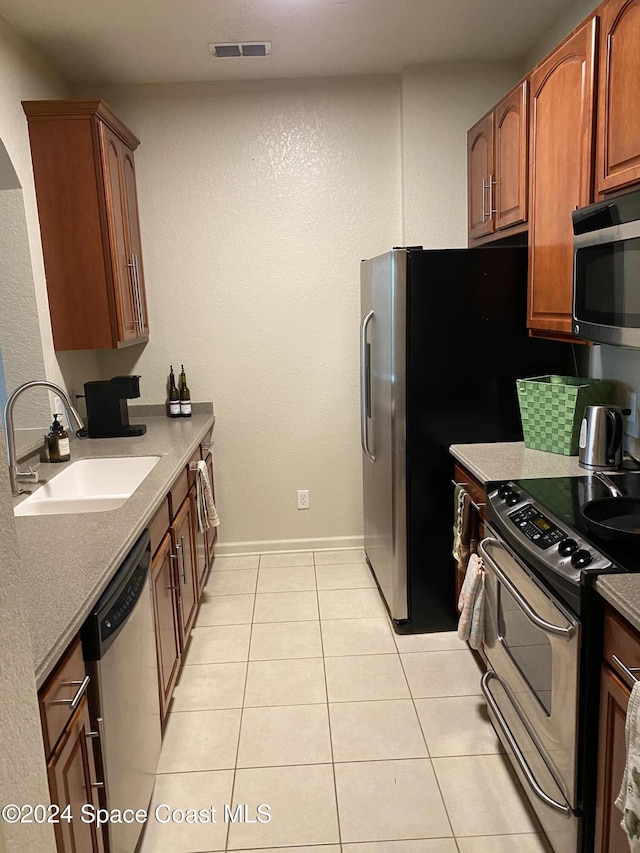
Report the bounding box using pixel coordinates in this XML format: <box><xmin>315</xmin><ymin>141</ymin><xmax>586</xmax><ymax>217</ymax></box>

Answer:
<box><xmin>84</xmin><ymin>376</ymin><xmax>147</xmax><ymax>438</ymax></box>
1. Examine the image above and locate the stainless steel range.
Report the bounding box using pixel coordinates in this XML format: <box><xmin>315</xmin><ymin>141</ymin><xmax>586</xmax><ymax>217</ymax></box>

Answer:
<box><xmin>481</xmin><ymin>472</ymin><xmax>640</xmax><ymax>853</ymax></box>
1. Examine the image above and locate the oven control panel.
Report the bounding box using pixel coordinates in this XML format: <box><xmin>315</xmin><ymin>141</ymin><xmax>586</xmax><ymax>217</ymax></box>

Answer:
<box><xmin>508</xmin><ymin>504</ymin><xmax>565</xmax><ymax>549</ymax></box>
<box><xmin>487</xmin><ymin>482</ymin><xmax>613</xmax><ymax>579</ymax></box>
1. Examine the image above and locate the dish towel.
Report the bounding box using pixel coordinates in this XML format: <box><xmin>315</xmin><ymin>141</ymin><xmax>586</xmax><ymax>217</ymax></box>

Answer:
<box><xmin>457</xmin><ymin>553</ymin><xmax>486</xmax><ymax>650</ymax></box>
<box><xmin>616</xmin><ymin>680</ymin><xmax>640</xmax><ymax>850</ymax></box>
<box><xmin>195</xmin><ymin>460</ymin><xmax>219</xmax><ymax>533</ymax></box>
<box><xmin>453</xmin><ymin>486</ymin><xmax>474</xmax><ymax>569</ymax></box>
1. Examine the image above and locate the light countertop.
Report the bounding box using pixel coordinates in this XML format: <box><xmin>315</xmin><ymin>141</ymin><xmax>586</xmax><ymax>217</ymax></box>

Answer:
<box><xmin>450</xmin><ymin>441</ymin><xmax>585</xmax><ymax>484</ymax></box>
<box><xmin>450</xmin><ymin>440</ymin><xmax>640</xmax><ymax>634</ymax></box>
<box><xmin>13</xmin><ymin>407</ymin><xmax>214</xmax><ymax>689</ymax></box>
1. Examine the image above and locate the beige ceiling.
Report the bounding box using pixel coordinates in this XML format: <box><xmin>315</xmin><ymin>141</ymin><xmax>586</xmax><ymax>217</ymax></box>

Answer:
<box><xmin>0</xmin><ymin>0</ymin><xmax>581</xmax><ymax>85</ymax></box>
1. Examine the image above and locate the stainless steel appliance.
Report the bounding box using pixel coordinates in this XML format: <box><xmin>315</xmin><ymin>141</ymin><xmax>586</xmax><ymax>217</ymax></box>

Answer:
<box><xmin>360</xmin><ymin>247</ymin><xmax>575</xmax><ymax>633</ymax></box>
<box><xmin>481</xmin><ymin>473</ymin><xmax>640</xmax><ymax>853</ymax></box>
<box><xmin>82</xmin><ymin>530</ymin><xmax>161</xmax><ymax>853</ymax></box>
<box><xmin>573</xmin><ymin>188</ymin><xmax>640</xmax><ymax>348</ymax></box>
<box><xmin>578</xmin><ymin>404</ymin><xmax>624</xmax><ymax>470</ymax></box>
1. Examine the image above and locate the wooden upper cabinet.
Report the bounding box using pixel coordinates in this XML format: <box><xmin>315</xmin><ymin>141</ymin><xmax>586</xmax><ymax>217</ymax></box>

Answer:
<box><xmin>527</xmin><ymin>18</ymin><xmax>598</xmax><ymax>337</ymax></box>
<box><xmin>468</xmin><ymin>113</ymin><xmax>494</xmax><ymax>240</ymax></box>
<box><xmin>22</xmin><ymin>99</ymin><xmax>149</xmax><ymax>351</ymax></box>
<box><xmin>467</xmin><ymin>81</ymin><xmax>528</xmax><ymax>242</ymax></box>
<box><xmin>494</xmin><ymin>83</ymin><xmax>529</xmax><ymax>231</ymax></box>
<box><xmin>596</xmin><ymin>0</ymin><xmax>640</xmax><ymax>194</ymax></box>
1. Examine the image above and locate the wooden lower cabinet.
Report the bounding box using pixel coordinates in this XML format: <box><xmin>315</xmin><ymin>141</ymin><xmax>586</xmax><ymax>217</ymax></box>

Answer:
<box><xmin>595</xmin><ymin>604</ymin><xmax>640</xmax><ymax>852</ymax></box>
<box><xmin>173</xmin><ymin>496</ymin><xmax>198</xmax><ymax>648</ymax></box>
<box><xmin>151</xmin><ymin>531</ymin><xmax>181</xmax><ymax>723</ymax></box>
<box><xmin>452</xmin><ymin>462</ymin><xmax>486</xmax><ymax>601</ymax></box>
<box><xmin>149</xmin><ymin>444</ymin><xmax>217</xmax><ymax>722</ymax></box>
<box><xmin>47</xmin><ymin>695</ymin><xmax>105</xmax><ymax>853</ymax></box>
<box><xmin>39</xmin><ymin>637</ymin><xmax>104</xmax><ymax>853</ymax></box>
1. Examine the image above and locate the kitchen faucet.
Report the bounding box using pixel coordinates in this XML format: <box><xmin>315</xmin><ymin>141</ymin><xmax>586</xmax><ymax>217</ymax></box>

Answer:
<box><xmin>3</xmin><ymin>380</ymin><xmax>84</xmax><ymax>496</ymax></box>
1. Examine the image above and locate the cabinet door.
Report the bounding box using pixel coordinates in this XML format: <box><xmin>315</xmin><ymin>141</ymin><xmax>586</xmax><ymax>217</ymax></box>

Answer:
<box><xmin>467</xmin><ymin>112</ymin><xmax>494</xmax><ymax>240</ymax></box>
<box><xmin>173</xmin><ymin>498</ymin><xmax>198</xmax><ymax>649</ymax></box>
<box><xmin>151</xmin><ymin>532</ymin><xmax>181</xmax><ymax>723</ymax></box>
<box><xmin>527</xmin><ymin>18</ymin><xmax>598</xmax><ymax>337</ymax></box>
<box><xmin>596</xmin><ymin>0</ymin><xmax>640</xmax><ymax>194</ymax></box>
<box><xmin>99</xmin><ymin>124</ymin><xmax>139</xmax><ymax>344</ymax></box>
<box><xmin>494</xmin><ymin>81</ymin><xmax>528</xmax><ymax>231</ymax></box>
<box><xmin>595</xmin><ymin>665</ymin><xmax>630</xmax><ymax>853</ymax></box>
<box><xmin>47</xmin><ymin>695</ymin><xmax>105</xmax><ymax>853</ymax></box>
<box><xmin>121</xmin><ymin>147</ymin><xmax>149</xmax><ymax>337</ymax></box>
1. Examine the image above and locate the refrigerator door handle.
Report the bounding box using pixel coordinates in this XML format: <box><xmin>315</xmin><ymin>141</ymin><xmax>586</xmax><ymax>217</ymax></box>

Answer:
<box><xmin>360</xmin><ymin>309</ymin><xmax>375</xmax><ymax>462</ymax></box>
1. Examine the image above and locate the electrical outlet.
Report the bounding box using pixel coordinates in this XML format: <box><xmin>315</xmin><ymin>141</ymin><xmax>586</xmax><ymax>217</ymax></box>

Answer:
<box><xmin>627</xmin><ymin>392</ymin><xmax>640</xmax><ymax>439</ymax></box>
<box><xmin>297</xmin><ymin>489</ymin><xmax>310</xmax><ymax>510</ymax></box>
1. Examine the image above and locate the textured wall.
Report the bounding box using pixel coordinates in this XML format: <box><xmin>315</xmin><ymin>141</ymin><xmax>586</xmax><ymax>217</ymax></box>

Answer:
<box><xmin>0</xmin><ymin>430</ymin><xmax>55</xmax><ymax>851</ymax></box>
<box><xmin>0</xmin><ymin>187</ymin><xmax>48</xmax><ymax>428</ymax></box>
<box><xmin>401</xmin><ymin>61</ymin><xmax>524</xmax><ymax>248</ymax></box>
<box><xmin>78</xmin><ymin>76</ymin><xmax>402</xmax><ymax>551</ymax></box>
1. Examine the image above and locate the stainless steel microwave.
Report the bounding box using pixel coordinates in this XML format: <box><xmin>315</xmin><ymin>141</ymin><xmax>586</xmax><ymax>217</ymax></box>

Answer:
<box><xmin>573</xmin><ymin>188</ymin><xmax>640</xmax><ymax>348</ymax></box>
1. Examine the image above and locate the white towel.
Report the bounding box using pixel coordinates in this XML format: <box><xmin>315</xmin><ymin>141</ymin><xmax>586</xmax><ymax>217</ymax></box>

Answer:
<box><xmin>195</xmin><ymin>459</ymin><xmax>219</xmax><ymax>533</ymax></box>
<box><xmin>616</xmin><ymin>680</ymin><xmax>640</xmax><ymax>850</ymax></box>
<box><xmin>457</xmin><ymin>553</ymin><xmax>485</xmax><ymax>650</ymax></box>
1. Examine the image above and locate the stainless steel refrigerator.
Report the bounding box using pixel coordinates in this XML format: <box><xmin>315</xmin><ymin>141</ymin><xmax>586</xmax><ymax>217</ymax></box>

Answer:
<box><xmin>360</xmin><ymin>247</ymin><xmax>576</xmax><ymax>634</ymax></box>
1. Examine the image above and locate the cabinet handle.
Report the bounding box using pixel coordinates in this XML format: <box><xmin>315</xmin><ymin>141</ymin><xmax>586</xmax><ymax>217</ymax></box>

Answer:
<box><xmin>612</xmin><ymin>654</ymin><xmax>640</xmax><ymax>686</ymax></box>
<box><xmin>53</xmin><ymin>675</ymin><xmax>90</xmax><ymax>710</ymax></box>
<box><xmin>482</xmin><ymin>178</ymin><xmax>488</xmax><ymax>222</ymax></box>
<box><xmin>180</xmin><ymin>535</ymin><xmax>187</xmax><ymax>584</ymax></box>
<box><xmin>133</xmin><ymin>253</ymin><xmax>145</xmax><ymax>330</ymax></box>
<box><xmin>127</xmin><ymin>258</ymin><xmax>142</xmax><ymax>330</ymax></box>
<box><xmin>489</xmin><ymin>174</ymin><xmax>497</xmax><ymax>216</ymax></box>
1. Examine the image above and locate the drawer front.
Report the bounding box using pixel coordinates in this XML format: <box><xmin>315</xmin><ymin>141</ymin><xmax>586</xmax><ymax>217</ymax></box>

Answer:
<box><xmin>169</xmin><ymin>469</ymin><xmax>189</xmax><ymax>520</ymax></box>
<box><xmin>149</xmin><ymin>497</ymin><xmax>170</xmax><ymax>556</ymax></box>
<box><xmin>39</xmin><ymin>636</ymin><xmax>88</xmax><ymax>757</ymax></box>
<box><xmin>603</xmin><ymin>604</ymin><xmax>640</xmax><ymax>690</ymax></box>
<box><xmin>186</xmin><ymin>446</ymin><xmax>203</xmax><ymax>489</ymax></box>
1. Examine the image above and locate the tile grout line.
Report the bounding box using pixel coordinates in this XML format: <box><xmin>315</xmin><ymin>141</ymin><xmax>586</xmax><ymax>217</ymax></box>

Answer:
<box><xmin>223</xmin><ymin>560</ymin><xmax>259</xmax><ymax>852</ymax></box>
<box><xmin>314</xmin><ymin>550</ymin><xmax>344</xmax><ymax>852</ymax></box>
<box><xmin>397</xmin><ymin>643</ymin><xmax>467</xmax><ymax>846</ymax></box>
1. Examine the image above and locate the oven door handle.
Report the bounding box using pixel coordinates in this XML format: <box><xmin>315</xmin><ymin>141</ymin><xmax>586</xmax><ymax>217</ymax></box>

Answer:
<box><xmin>481</xmin><ymin>671</ymin><xmax>572</xmax><ymax>816</ymax></box>
<box><xmin>479</xmin><ymin>538</ymin><xmax>576</xmax><ymax>639</ymax></box>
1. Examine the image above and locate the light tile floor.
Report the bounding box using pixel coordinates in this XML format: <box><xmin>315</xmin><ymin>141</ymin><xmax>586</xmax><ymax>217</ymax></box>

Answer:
<box><xmin>139</xmin><ymin>549</ymin><xmax>552</xmax><ymax>853</ymax></box>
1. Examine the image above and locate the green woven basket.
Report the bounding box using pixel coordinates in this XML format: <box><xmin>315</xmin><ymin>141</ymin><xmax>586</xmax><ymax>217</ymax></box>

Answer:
<box><xmin>516</xmin><ymin>375</ymin><xmax>620</xmax><ymax>456</ymax></box>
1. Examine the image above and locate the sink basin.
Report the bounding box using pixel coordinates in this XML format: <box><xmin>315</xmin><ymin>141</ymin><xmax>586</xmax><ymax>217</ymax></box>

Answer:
<box><xmin>14</xmin><ymin>456</ymin><xmax>162</xmax><ymax>516</ymax></box>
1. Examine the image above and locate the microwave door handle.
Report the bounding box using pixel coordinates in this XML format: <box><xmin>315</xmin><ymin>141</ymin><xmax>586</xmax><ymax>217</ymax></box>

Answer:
<box><xmin>360</xmin><ymin>309</ymin><xmax>375</xmax><ymax>463</ymax></box>
<box><xmin>481</xmin><ymin>671</ymin><xmax>571</xmax><ymax>816</ymax></box>
<box><xmin>479</xmin><ymin>538</ymin><xmax>576</xmax><ymax>639</ymax></box>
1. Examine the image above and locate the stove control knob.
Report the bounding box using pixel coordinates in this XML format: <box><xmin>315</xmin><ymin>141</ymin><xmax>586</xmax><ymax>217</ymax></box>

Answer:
<box><xmin>505</xmin><ymin>491</ymin><xmax>521</xmax><ymax>507</ymax></box>
<box><xmin>558</xmin><ymin>538</ymin><xmax>578</xmax><ymax>557</ymax></box>
<box><xmin>498</xmin><ymin>484</ymin><xmax>512</xmax><ymax>498</ymax></box>
<box><xmin>571</xmin><ymin>549</ymin><xmax>593</xmax><ymax>569</ymax></box>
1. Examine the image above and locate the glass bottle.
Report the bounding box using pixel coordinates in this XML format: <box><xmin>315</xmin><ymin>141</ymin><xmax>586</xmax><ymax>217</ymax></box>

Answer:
<box><xmin>168</xmin><ymin>365</ymin><xmax>180</xmax><ymax>418</ymax></box>
<box><xmin>179</xmin><ymin>364</ymin><xmax>192</xmax><ymax>418</ymax></box>
<box><xmin>47</xmin><ymin>413</ymin><xmax>70</xmax><ymax>462</ymax></box>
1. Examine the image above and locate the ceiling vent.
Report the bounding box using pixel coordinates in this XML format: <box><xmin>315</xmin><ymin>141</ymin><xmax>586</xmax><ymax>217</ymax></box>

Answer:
<box><xmin>209</xmin><ymin>42</ymin><xmax>272</xmax><ymax>59</ymax></box>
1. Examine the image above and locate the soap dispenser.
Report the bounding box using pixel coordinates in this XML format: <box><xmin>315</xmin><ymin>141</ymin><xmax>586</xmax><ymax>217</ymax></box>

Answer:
<box><xmin>47</xmin><ymin>413</ymin><xmax>70</xmax><ymax>462</ymax></box>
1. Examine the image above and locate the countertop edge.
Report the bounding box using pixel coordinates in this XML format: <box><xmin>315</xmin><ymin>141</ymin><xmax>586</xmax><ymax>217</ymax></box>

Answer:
<box><xmin>31</xmin><ymin>413</ymin><xmax>215</xmax><ymax>689</ymax></box>
<box><xmin>595</xmin><ymin>576</ymin><xmax>640</xmax><ymax>634</ymax></box>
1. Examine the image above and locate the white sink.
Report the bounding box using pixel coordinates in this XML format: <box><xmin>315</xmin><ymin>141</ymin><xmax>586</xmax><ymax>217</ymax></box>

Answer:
<box><xmin>14</xmin><ymin>456</ymin><xmax>162</xmax><ymax>516</ymax></box>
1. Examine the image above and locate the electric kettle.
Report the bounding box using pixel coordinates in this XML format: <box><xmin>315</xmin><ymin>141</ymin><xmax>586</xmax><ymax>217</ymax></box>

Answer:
<box><xmin>578</xmin><ymin>405</ymin><xmax>624</xmax><ymax>470</ymax></box>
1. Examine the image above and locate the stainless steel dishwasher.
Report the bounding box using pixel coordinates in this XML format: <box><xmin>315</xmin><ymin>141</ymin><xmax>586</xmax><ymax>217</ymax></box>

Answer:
<box><xmin>82</xmin><ymin>530</ymin><xmax>161</xmax><ymax>853</ymax></box>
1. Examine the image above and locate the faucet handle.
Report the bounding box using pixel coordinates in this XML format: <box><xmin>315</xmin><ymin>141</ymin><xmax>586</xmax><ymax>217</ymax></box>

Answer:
<box><xmin>16</xmin><ymin>466</ymin><xmax>39</xmax><ymax>484</ymax></box>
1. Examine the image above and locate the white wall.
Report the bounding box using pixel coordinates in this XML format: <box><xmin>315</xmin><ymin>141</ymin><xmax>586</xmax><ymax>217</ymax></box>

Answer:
<box><xmin>75</xmin><ymin>76</ymin><xmax>402</xmax><ymax>551</ymax></box>
<box><xmin>401</xmin><ymin>61</ymin><xmax>524</xmax><ymax>247</ymax></box>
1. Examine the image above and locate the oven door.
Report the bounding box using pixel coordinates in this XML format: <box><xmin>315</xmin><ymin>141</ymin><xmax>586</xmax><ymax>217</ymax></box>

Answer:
<box><xmin>479</xmin><ymin>527</ymin><xmax>580</xmax><ymax>807</ymax></box>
